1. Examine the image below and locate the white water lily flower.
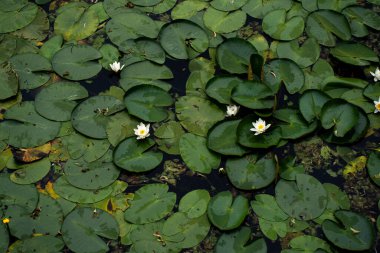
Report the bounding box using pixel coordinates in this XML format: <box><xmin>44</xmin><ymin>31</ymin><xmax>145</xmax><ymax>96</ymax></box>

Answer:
<box><xmin>134</xmin><ymin>122</ymin><xmax>150</xmax><ymax>140</ymax></box>
<box><xmin>370</xmin><ymin>67</ymin><xmax>380</xmax><ymax>82</ymax></box>
<box><xmin>374</xmin><ymin>97</ymin><xmax>380</xmax><ymax>113</ymax></box>
<box><xmin>109</xmin><ymin>61</ymin><xmax>125</xmax><ymax>72</ymax></box>
<box><xmin>226</xmin><ymin>104</ymin><xmax>240</xmax><ymax>117</ymax></box>
<box><xmin>250</xmin><ymin>118</ymin><xmax>271</xmax><ymax>135</ymax></box>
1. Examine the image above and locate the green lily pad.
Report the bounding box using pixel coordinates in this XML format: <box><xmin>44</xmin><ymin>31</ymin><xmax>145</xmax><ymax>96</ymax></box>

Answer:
<box><xmin>3</xmin><ymin>101</ymin><xmax>61</xmax><ymax>148</ymax></box>
<box><xmin>52</xmin><ymin>45</ymin><xmax>102</xmax><ymax>81</ymax></box>
<box><xmin>171</xmin><ymin>0</ymin><xmax>208</xmax><ymax>20</ymax></box>
<box><xmin>211</xmin><ymin>0</ymin><xmax>247</xmax><ymax>11</ymax></box>
<box><xmin>203</xmin><ymin>7</ymin><xmax>246</xmax><ymax>34</ymax></box>
<box><xmin>179</xmin><ymin>133</ymin><xmax>221</xmax><ymax>174</ymax></box>
<box><xmin>226</xmin><ymin>154</ymin><xmax>276</xmax><ymax>190</ymax></box>
<box><xmin>71</xmin><ymin>95</ymin><xmax>125</xmax><ymax>139</ymax></box>
<box><xmin>216</xmin><ymin>38</ymin><xmax>257</xmax><ymax>74</ymax></box>
<box><xmin>106</xmin><ymin>111</ymin><xmax>139</xmax><ymax>147</ymax></box>
<box><xmin>263</xmin><ymin>59</ymin><xmax>304</xmax><ymax>94</ymax></box>
<box><xmin>106</xmin><ymin>12</ymin><xmax>160</xmax><ymax>47</ymax></box>
<box><xmin>130</xmin><ymin>0</ymin><xmax>161</xmax><ymax>7</ymax></box>
<box><xmin>277</xmin><ymin>38</ymin><xmax>320</xmax><ymax>68</ymax></box>
<box><xmin>6</xmin><ymin>194</ymin><xmax>63</xmax><ymax>239</ymax></box>
<box><xmin>367</xmin><ymin>151</ymin><xmax>380</xmax><ymax>187</ymax></box>
<box><xmin>63</xmin><ymin>132</ymin><xmax>110</xmax><ymax>162</ymax></box>
<box><xmin>322</xmin><ymin>76</ymin><xmax>368</xmax><ymax>98</ymax></box>
<box><xmin>163</xmin><ymin>212</ymin><xmax>210</xmax><ymax>249</ymax></box>
<box><xmin>0</xmin><ymin>64</ymin><xmax>18</xmax><ymax>100</ymax></box>
<box><xmin>205</xmin><ymin>76</ymin><xmax>243</xmax><ymax>104</ymax></box>
<box><xmin>318</xmin><ymin>0</ymin><xmax>357</xmax><ymax>11</ymax></box>
<box><xmin>113</xmin><ymin>137</ymin><xmax>163</xmax><ymax>172</ymax></box>
<box><xmin>35</xmin><ymin>81</ymin><xmax>88</xmax><ymax>122</ymax></box>
<box><xmin>120</xmin><ymin>60</ymin><xmax>173</xmax><ymax>92</ymax></box>
<box><xmin>322</xmin><ymin>210</ymin><xmax>375</xmax><ymax>251</ymax></box>
<box><xmin>215</xmin><ymin>227</ymin><xmax>267</xmax><ymax>253</ymax></box>
<box><xmin>7</xmin><ymin>236</ymin><xmax>64</xmax><ymax>253</ymax></box>
<box><xmin>242</xmin><ymin>0</ymin><xmax>292</xmax><ymax>19</ymax></box>
<box><xmin>10</xmin><ymin>53</ymin><xmax>51</xmax><ymax>90</ymax></box>
<box><xmin>262</xmin><ymin>9</ymin><xmax>304</xmax><ymax>41</ymax></box>
<box><xmin>275</xmin><ymin>174</ymin><xmax>328</xmax><ymax>220</ymax></box>
<box><xmin>62</xmin><ymin>207</ymin><xmax>119</xmax><ymax>253</ymax></box>
<box><xmin>176</xmin><ymin>96</ymin><xmax>225</xmax><ymax>136</ymax></box>
<box><xmin>0</xmin><ymin>35</ymin><xmax>17</xmax><ymax>64</ymax></box>
<box><xmin>207</xmin><ymin>191</ymin><xmax>249</xmax><ymax>230</ymax></box>
<box><xmin>232</xmin><ymin>80</ymin><xmax>275</xmax><ymax>109</ymax></box>
<box><xmin>250</xmin><ymin>194</ymin><xmax>288</xmax><ymax>222</ymax></box>
<box><xmin>159</xmin><ymin>20</ymin><xmax>209</xmax><ymax>60</ymax></box>
<box><xmin>99</xmin><ymin>44</ymin><xmax>120</xmax><ymax>69</ymax></box>
<box><xmin>299</xmin><ymin>90</ymin><xmax>331</xmax><ymax>123</ymax></box>
<box><xmin>119</xmin><ymin>39</ymin><xmax>165</xmax><ymax>66</ymax></box>
<box><xmin>274</xmin><ymin>109</ymin><xmax>318</xmax><ymax>139</ymax></box>
<box><xmin>0</xmin><ymin>2</ymin><xmax>38</xmax><ymax>33</ymax></box>
<box><xmin>0</xmin><ymin>173</ymin><xmax>38</xmax><ymax>212</ymax></box>
<box><xmin>137</xmin><ymin>0</ymin><xmax>177</xmax><ymax>14</ymax></box>
<box><xmin>237</xmin><ymin>115</ymin><xmax>282</xmax><ymax>149</ymax></box>
<box><xmin>154</xmin><ymin>121</ymin><xmax>185</xmax><ymax>155</ymax></box>
<box><xmin>39</xmin><ymin>35</ymin><xmax>63</xmax><ymax>61</ymax></box>
<box><xmin>343</xmin><ymin>7</ymin><xmax>380</xmax><ymax>37</ymax></box>
<box><xmin>323</xmin><ymin>183</ymin><xmax>350</xmax><ymax>212</ymax></box>
<box><xmin>279</xmin><ymin>157</ymin><xmax>305</xmax><ymax>181</ymax></box>
<box><xmin>282</xmin><ymin>235</ymin><xmax>333</xmax><ymax>253</ymax></box>
<box><xmin>320</xmin><ymin>99</ymin><xmax>359</xmax><ymax>137</ymax></box>
<box><xmin>207</xmin><ymin>120</ymin><xmax>250</xmax><ymax>156</ymax></box>
<box><xmin>54</xmin><ymin>176</ymin><xmax>115</xmax><ymax>204</ymax></box>
<box><xmin>124</xmin><ymin>184</ymin><xmax>176</xmax><ymax>224</ymax></box>
<box><xmin>178</xmin><ymin>189</ymin><xmax>210</xmax><ymax>219</ymax></box>
<box><xmin>54</xmin><ymin>3</ymin><xmax>99</xmax><ymax>41</ymax></box>
<box><xmin>306</xmin><ymin>10</ymin><xmax>351</xmax><ymax>47</ymax></box>
<box><xmin>124</xmin><ymin>85</ymin><xmax>173</xmax><ymax>122</ymax></box>
<box><xmin>64</xmin><ymin>158</ymin><xmax>120</xmax><ymax>190</ymax></box>
<box><xmin>10</xmin><ymin>157</ymin><xmax>51</xmax><ymax>185</ymax></box>
<box><xmin>303</xmin><ymin>59</ymin><xmax>334</xmax><ymax>91</ymax></box>
<box><xmin>0</xmin><ymin>217</ymin><xmax>8</xmax><ymax>253</ymax></box>
<box><xmin>330</xmin><ymin>42</ymin><xmax>379</xmax><ymax>66</ymax></box>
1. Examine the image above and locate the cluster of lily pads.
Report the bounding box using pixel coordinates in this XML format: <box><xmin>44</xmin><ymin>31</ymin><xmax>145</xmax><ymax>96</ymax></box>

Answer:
<box><xmin>1</xmin><ymin>0</ymin><xmax>380</xmax><ymax>252</ymax></box>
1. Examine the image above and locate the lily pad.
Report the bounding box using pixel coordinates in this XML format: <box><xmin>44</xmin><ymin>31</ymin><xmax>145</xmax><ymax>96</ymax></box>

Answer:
<box><xmin>159</xmin><ymin>20</ymin><xmax>209</xmax><ymax>59</ymax></box>
<box><xmin>35</xmin><ymin>81</ymin><xmax>89</xmax><ymax>122</ymax></box>
<box><xmin>226</xmin><ymin>154</ymin><xmax>276</xmax><ymax>190</ymax></box>
<box><xmin>154</xmin><ymin>121</ymin><xmax>185</xmax><ymax>155</ymax></box>
<box><xmin>3</xmin><ymin>101</ymin><xmax>61</xmax><ymax>148</ymax></box>
<box><xmin>171</xmin><ymin>0</ymin><xmax>208</xmax><ymax>20</ymax></box>
<box><xmin>71</xmin><ymin>95</ymin><xmax>125</xmax><ymax>139</ymax></box>
<box><xmin>175</xmin><ymin>96</ymin><xmax>225</xmax><ymax>136</ymax></box>
<box><xmin>7</xmin><ymin>236</ymin><xmax>64</xmax><ymax>253</ymax></box>
<box><xmin>306</xmin><ymin>10</ymin><xmax>351</xmax><ymax>47</ymax></box>
<box><xmin>232</xmin><ymin>80</ymin><xmax>275</xmax><ymax>109</ymax></box>
<box><xmin>343</xmin><ymin>7</ymin><xmax>380</xmax><ymax>37</ymax></box>
<box><xmin>262</xmin><ymin>9</ymin><xmax>304</xmax><ymax>41</ymax></box>
<box><xmin>299</xmin><ymin>90</ymin><xmax>331</xmax><ymax>123</ymax></box>
<box><xmin>207</xmin><ymin>191</ymin><xmax>249</xmax><ymax>230</ymax></box>
<box><xmin>215</xmin><ymin>227</ymin><xmax>267</xmax><ymax>253</ymax></box>
<box><xmin>205</xmin><ymin>76</ymin><xmax>243</xmax><ymax>104</ymax></box>
<box><xmin>0</xmin><ymin>2</ymin><xmax>38</xmax><ymax>33</ymax></box>
<box><xmin>367</xmin><ymin>151</ymin><xmax>380</xmax><ymax>187</ymax></box>
<box><xmin>275</xmin><ymin>174</ymin><xmax>328</xmax><ymax>220</ymax></box>
<box><xmin>12</xmin><ymin>7</ymin><xmax>49</xmax><ymax>42</ymax></box>
<box><xmin>180</xmin><ymin>133</ymin><xmax>221</xmax><ymax>174</ymax></box>
<box><xmin>119</xmin><ymin>39</ymin><xmax>165</xmax><ymax>66</ymax></box>
<box><xmin>282</xmin><ymin>235</ymin><xmax>333</xmax><ymax>253</ymax></box>
<box><xmin>10</xmin><ymin>157</ymin><xmax>51</xmax><ymax>185</ymax></box>
<box><xmin>62</xmin><ymin>207</ymin><xmax>119</xmax><ymax>253</ymax></box>
<box><xmin>250</xmin><ymin>194</ymin><xmax>288</xmax><ymax>222</ymax></box>
<box><xmin>52</xmin><ymin>45</ymin><xmax>102</xmax><ymax>81</ymax></box>
<box><xmin>10</xmin><ymin>53</ymin><xmax>51</xmax><ymax>90</ymax></box>
<box><xmin>274</xmin><ymin>109</ymin><xmax>318</xmax><ymax>139</ymax></box>
<box><xmin>242</xmin><ymin>0</ymin><xmax>293</xmax><ymax>19</ymax></box>
<box><xmin>113</xmin><ymin>137</ymin><xmax>163</xmax><ymax>173</ymax></box>
<box><xmin>106</xmin><ymin>12</ymin><xmax>160</xmax><ymax>47</ymax></box>
<box><xmin>203</xmin><ymin>7</ymin><xmax>246</xmax><ymax>34</ymax></box>
<box><xmin>322</xmin><ymin>210</ymin><xmax>375</xmax><ymax>251</ymax></box>
<box><xmin>263</xmin><ymin>59</ymin><xmax>304</xmax><ymax>94</ymax></box>
<box><xmin>39</xmin><ymin>35</ymin><xmax>63</xmax><ymax>60</ymax></box>
<box><xmin>211</xmin><ymin>0</ymin><xmax>247</xmax><ymax>11</ymax></box>
<box><xmin>178</xmin><ymin>189</ymin><xmax>210</xmax><ymax>219</ymax></box>
<box><xmin>216</xmin><ymin>38</ymin><xmax>257</xmax><ymax>74</ymax></box>
<box><xmin>277</xmin><ymin>38</ymin><xmax>320</xmax><ymax>68</ymax></box>
<box><xmin>106</xmin><ymin>111</ymin><xmax>139</xmax><ymax>147</ymax></box>
<box><xmin>0</xmin><ymin>217</ymin><xmax>8</xmax><ymax>253</ymax></box>
<box><xmin>6</xmin><ymin>194</ymin><xmax>63</xmax><ymax>239</ymax></box>
<box><xmin>330</xmin><ymin>42</ymin><xmax>379</xmax><ymax>66</ymax></box>
<box><xmin>0</xmin><ymin>64</ymin><xmax>18</xmax><ymax>100</ymax></box>
<box><xmin>124</xmin><ymin>85</ymin><xmax>173</xmax><ymax>122</ymax></box>
<box><xmin>64</xmin><ymin>158</ymin><xmax>120</xmax><ymax>190</ymax></box>
<box><xmin>0</xmin><ymin>173</ymin><xmax>38</xmax><ymax>212</ymax></box>
<box><xmin>207</xmin><ymin>120</ymin><xmax>250</xmax><ymax>156</ymax></box>
<box><xmin>124</xmin><ymin>184</ymin><xmax>176</xmax><ymax>224</ymax></box>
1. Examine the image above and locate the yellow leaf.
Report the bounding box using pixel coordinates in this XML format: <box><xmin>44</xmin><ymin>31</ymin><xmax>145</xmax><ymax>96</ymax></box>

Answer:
<box><xmin>14</xmin><ymin>143</ymin><xmax>51</xmax><ymax>163</ymax></box>
<box><xmin>343</xmin><ymin>156</ymin><xmax>367</xmax><ymax>178</ymax></box>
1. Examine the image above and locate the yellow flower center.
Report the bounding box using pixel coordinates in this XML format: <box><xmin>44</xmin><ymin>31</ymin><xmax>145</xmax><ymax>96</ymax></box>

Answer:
<box><xmin>257</xmin><ymin>124</ymin><xmax>264</xmax><ymax>130</ymax></box>
<box><xmin>139</xmin><ymin>129</ymin><xmax>146</xmax><ymax>135</ymax></box>
<box><xmin>2</xmin><ymin>218</ymin><xmax>10</xmax><ymax>224</ymax></box>
<box><xmin>376</xmin><ymin>103</ymin><xmax>380</xmax><ymax>110</ymax></box>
